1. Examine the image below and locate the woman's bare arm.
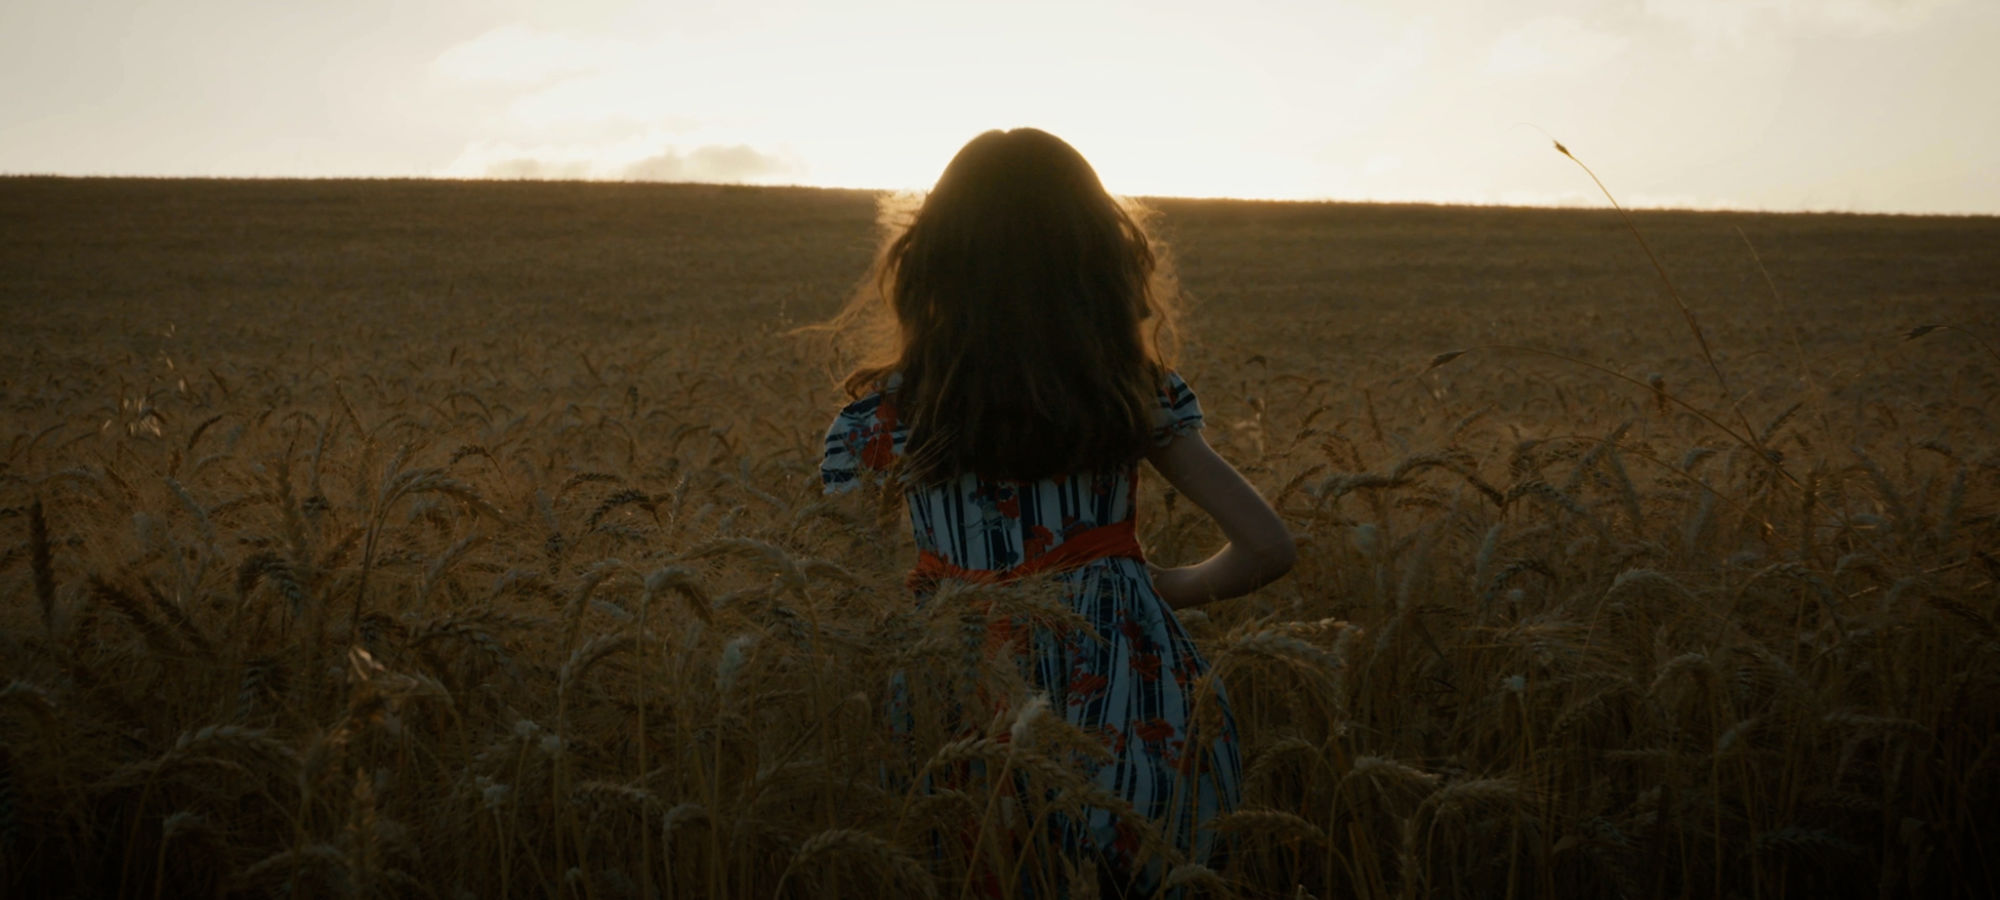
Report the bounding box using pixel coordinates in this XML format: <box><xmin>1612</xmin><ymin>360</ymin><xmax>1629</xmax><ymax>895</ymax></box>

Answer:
<box><xmin>1143</xmin><ymin>431</ymin><xmax>1296</xmax><ymax>609</ymax></box>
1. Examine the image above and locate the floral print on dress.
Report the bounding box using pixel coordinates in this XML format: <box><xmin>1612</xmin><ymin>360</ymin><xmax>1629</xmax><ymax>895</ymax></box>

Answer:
<box><xmin>820</xmin><ymin>371</ymin><xmax>1239</xmax><ymax>893</ymax></box>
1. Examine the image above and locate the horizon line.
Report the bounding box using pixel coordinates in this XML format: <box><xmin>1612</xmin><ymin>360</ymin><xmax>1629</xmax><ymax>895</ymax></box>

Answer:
<box><xmin>4</xmin><ymin>171</ymin><xmax>1995</xmax><ymax>219</ymax></box>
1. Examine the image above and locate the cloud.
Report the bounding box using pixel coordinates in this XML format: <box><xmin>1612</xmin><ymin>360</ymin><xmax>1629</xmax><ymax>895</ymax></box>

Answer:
<box><xmin>622</xmin><ymin>144</ymin><xmax>791</xmax><ymax>182</ymax></box>
<box><xmin>439</xmin><ymin>134</ymin><xmax>796</xmax><ymax>183</ymax></box>
<box><xmin>1485</xmin><ymin>17</ymin><xmax>1630</xmax><ymax>75</ymax></box>
<box><xmin>1644</xmin><ymin>0</ymin><xmax>1962</xmax><ymax>43</ymax></box>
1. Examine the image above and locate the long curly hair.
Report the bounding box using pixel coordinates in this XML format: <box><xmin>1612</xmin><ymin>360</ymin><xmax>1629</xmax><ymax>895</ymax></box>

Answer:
<box><xmin>823</xmin><ymin>128</ymin><xmax>1183</xmax><ymax>484</ymax></box>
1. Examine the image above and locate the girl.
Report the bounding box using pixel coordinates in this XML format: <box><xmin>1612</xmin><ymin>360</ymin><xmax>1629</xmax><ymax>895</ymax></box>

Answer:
<box><xmin>819</xmin><ymin>128</ymin><xmax>1295</xmax><ymax>894</ymax></box>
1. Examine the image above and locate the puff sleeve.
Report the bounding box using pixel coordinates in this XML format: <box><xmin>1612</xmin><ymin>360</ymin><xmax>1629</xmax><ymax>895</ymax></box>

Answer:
<box><xmin>820</xmin><ymin>393</ymin><xmax>900</xmax><ymax>495</ymax></box>
<box><xmin>1152</xmin><ymin>371</ymin><xmax>1205</xmax><ymax>446</ymax></box>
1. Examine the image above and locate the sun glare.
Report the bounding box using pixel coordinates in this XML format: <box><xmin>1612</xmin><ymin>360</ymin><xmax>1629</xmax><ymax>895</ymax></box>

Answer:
<box><xmin>791</xmin><ymin>127</ymin><xmax>1331</xmax><ymax>202</ymax></box>
<box><xmin>400</xmin><ymin>0</ymin><xmax>2000</xmax><ymax>212</ymax></box>
<box><xmin>425</xmin><ymin>0</ymin><xmax>1370</xmax><ymax>201</ymax></box>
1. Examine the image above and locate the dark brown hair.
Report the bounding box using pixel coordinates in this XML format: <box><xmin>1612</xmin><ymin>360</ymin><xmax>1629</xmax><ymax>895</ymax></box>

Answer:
<box><xmin>825</xmin><ymin>128</ymin><xmax>1181</xmax><ymax>484</ymax></box>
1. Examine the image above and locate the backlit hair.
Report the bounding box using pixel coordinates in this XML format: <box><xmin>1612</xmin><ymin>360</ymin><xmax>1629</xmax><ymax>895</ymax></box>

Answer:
<box><xmin>827</xmin><ymin>128</ymin><xmax>1182</xmax><ymax>483</ymax></box>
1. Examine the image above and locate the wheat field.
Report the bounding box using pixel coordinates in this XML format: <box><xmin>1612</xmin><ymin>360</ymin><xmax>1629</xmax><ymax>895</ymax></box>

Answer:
<box><xmin>2</xmin><ymin>176</ymin><xmax>1996</xmax><ymax>899</ymax></box>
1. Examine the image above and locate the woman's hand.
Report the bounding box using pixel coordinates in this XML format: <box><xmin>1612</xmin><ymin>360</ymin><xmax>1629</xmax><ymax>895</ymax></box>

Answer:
<box><xmin>1143</xmin><ymin>432</ymin><xmax>1297</xmax><ymax>605</ymax></box>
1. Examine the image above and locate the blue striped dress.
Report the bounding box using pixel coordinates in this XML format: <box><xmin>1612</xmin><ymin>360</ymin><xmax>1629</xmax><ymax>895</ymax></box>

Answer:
<box><xmin>821</xmin><ymin>371</ymin><xmax>1242</xmax><ymax>888</ymax></box>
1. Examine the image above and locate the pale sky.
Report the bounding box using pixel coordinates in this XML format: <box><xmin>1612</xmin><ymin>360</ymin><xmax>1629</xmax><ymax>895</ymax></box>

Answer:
<box><xmin>4</xmin><ymin>0</ymin><xmax>1996</xmax><ymax>213</ymax></box>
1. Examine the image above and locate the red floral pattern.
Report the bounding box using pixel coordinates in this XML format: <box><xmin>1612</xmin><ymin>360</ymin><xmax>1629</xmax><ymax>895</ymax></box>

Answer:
<box><xmin>821</xmin><ymin>372</ymin><xmax>1236</xmax><ymax>892</ymax></box>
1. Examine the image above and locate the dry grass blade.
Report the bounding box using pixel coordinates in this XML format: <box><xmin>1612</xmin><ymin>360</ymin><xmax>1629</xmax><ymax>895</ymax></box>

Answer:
<box><xmin>644</xmin><ymin>565</ymin><xmax>713</xmax><ymax>624</ymax></box>
<box><xmin>104</xmin><ymin>725</ymin><xmax>300</xmax><ymax>787</ymax></box>
<box><xmin>1343</xmin><ymin>756</ymin><xmax>1441</xmax><ymax>797</ymax></box>
<box><xmin>783</xmin><ymin>828</ymin><xmax>938</xmax><ymax>899</ymax></box>
<box><xmin>1441</xmin><ymin>344</ymin><xmax>1788</xmax><ymax>482</ymax></box>
<box><xmin>235</xmin><ymin>550</ymin><xmax>307</xmax><ymax>617</ymax></box>
<box><xmin>1216</xmin><ymin>630</ymin><xmax>1343</xmax><ymax>678</ymax></box>
<box><xmin>1162</xmin><ymin>862</ymin><xmax>1230</xmax><ymax>891</ymax></box>
<box><xmin>1242</xmin><ymin>737</ymin><xmax>1319</xmax><ymax>790</ymax></box>
<box><xmin>1903</xmin><ymin>321</ymin><xmax>2000</xmax><ymax>364</ymax></box>
<box><xmin>1212</xmin><ymin>809</ymin><xmax>1328</xmax><ymax>843</ymax></box>
<box><xmin>1427</xmin><ymin>350</ymin><xmax>1468</xmax><ymax>371</ymax></box>
<box><xmin>91</xmin><ymin>575</ymin><xmax>182</xmax><ymax>656</ymax></box>
<box><xmin>1552</xmin><ymin>139</ymin><xmax>1731</xmax><ymax>398</ymax></box>
<box><xmin>142</xmin><ymin>579</ymin><xmax>217</xmax><ymax>659</ymax></box>
<box><xmin>587</xmin><ymin>488</ymin><xmax>655</xmax><ymax>530</ymax></box>
<box><xmin>1424</xmin><ymin>777</ymin><xmax>1529</xmax><ymax>818</ymax></box>
<box><xmin>560</xmin><ymin>633</ymin><xmax>637</xmax><ymax>690</ymax></box>
<box><xmin>660</xmin><ymin>801</ymin><xmax>710</xmax><ymax>841</ymax></box>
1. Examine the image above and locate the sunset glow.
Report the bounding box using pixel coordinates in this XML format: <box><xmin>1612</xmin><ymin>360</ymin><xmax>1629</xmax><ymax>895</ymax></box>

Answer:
<box><xmin>3</xmin><ymin>0</ymin><xmax>1996</xmax><ymax>213</ymax></box>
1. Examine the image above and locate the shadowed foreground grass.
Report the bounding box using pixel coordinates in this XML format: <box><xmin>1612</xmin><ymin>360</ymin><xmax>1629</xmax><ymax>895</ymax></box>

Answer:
<box><xmin>2</xmin><ymin>178</ymin><xmax>1997</xmax><ymax>898</ymax></box>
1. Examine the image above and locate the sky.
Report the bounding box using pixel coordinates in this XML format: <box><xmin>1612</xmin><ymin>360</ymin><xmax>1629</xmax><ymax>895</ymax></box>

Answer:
<box><xmin>3</xmin><ymin>0</ymin><xmax>1996</xmax><ymax>214</ymax></box>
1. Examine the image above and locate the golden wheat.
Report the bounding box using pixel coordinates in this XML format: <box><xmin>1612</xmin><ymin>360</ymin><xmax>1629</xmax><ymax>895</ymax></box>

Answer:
<box><xmin>1</xmin><ymin>177</ymin><xmax>1995</xmax><ymax>898</ymax></box>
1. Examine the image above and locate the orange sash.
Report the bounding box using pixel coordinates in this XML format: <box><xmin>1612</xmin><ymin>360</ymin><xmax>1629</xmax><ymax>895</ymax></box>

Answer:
<box><xmin>875</xmin><ymin>391</ymin><xmax>1147</xmax><ymax>592</ymax></box>
<box><xmin>907</xmin><ymin>519</ymin><xmax>1145</xmax><ymax>592</ymax></box>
